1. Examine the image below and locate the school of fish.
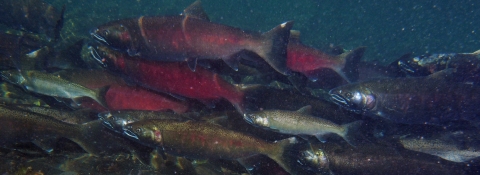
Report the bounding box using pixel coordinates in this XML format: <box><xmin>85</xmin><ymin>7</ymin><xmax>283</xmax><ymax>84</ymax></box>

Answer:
<box><xmin>0</xmin><ymin>0</ymin><xmax>480</xmax><ymax>175</ymax></box>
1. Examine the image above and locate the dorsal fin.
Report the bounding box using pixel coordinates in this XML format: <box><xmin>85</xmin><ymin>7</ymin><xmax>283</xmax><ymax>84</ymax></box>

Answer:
<box><xmin>296</xmin><ymin>105</ymin><xmax>312</xmax><ymax>115</ymax></box>
<box><xmin>182</xmin><ymin>0</ymin><xmax>210</xmax><ymax>21</ymax></box>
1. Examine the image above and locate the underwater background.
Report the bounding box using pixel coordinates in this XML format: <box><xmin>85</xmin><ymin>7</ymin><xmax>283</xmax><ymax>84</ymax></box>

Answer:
<box><xmin>51</xmin><ymin>0</ymin><xmax>480</xmax><ymax>63</ymax></box>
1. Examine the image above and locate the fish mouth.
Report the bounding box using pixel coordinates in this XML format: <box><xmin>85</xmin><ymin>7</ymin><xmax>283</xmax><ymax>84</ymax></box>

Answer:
<box><xmin>98</xmin><ymin>112</ymin><xmax>120</xmax><ymax>132</ymax></box>
<box><xmin>330</xmin><ymin>93</ymin><xmax>350</xmax><ymax>107</ymax></box>
<box><xmin>101</xmin><ymin>120</ymin><xmax>116</xmax><ymax>131</ymax></box>
<box><xmin>88</xmin><ymin>46</ymin><xmax>106</xmax><ymax>67</ymax></box>
<box><xmin>123</xmin><ymin>128</ymin><xmax>139</xmax><ymax>140</ymax></box>
<box><xmin>397</xmin><ymin>60</ymin><xmax>416</xmax><ymax>73</ymax></box>
<box><xmin>329</xmin><ymin>92</ymin><xmax>361</xmax><ymax>113</ymax></box>
<box><xmin>243</xmin><ymin>114</ymin><xmax>255</xmax><ymax>125</ymax></box>
<box><xmin>90</xmin><ymin>29</ymin><xmax>110</xmax><ymax>46</ymax></box>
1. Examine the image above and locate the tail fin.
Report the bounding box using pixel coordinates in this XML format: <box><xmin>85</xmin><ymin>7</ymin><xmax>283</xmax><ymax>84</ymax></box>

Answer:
<box><xmin>267</xmin><ymin>137</ymin><xmax>298</xmax><ymax>174</ymax></box>
<box><xmin>256</xmin><ymin>21</ymin><xmax>294</xmax><ymax>75</ymax></box>
<box><xmin>69</xmin><ymin>121</ymin><xmax>104</xmax><ymax>156</ymax></box>
<box><xmin>340</xmin><ymin>120</ymin><xmax>363</xmax><ymax>147</ymax></box>
<box><xmin>92</xmin><ymin>85</ymin><xmax>110</xmax><ymax>109</ymax></box>
<box><xmin>335</xmin><ymin>46</ymin><xmax>366</xmax><ymax>83</ymax></box>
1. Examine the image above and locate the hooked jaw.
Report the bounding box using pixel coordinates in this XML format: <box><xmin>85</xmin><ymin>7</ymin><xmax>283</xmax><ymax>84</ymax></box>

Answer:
<box><xmin>97</xmin><ymin>112</ymin><xmax>127</xmax><ymax>134</ymax></box>
<box><xmin>123</xmin><ymin>128</ymin><xmax>139</xmax><ymax>140</ymax></box>
<box><xmin>329</xmin><ymin>88</ymin><xmax>376</xmax><ymax>113</ymax></box>
<box><xmin>88</xmin><ymin>45</ymin><xmax>110</xmax><ymax>68</ymax></box>
<box><xmin>243</xmin><ymin>113</ymin><xmax>255</xmax><ymax>125</ymax></box>
<box><xmin>243</xmin><ymin>113</ymin><xmax>269</xmax><ymax>127</ymax></box>
<box><xmin>330</xmin><ymin>93</ymin><xmax>350</xmax><ymax>107</ymax></box>
<box><xmin>90</xmin><ymin>28</ymin><xmax>110</xmax><ymax>46</ymax></box>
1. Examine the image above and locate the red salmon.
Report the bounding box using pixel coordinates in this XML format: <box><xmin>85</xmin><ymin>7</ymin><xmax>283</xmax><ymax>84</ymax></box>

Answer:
<box><xmin>287</xmin><ymin>31</ymin><xmax>366</xmax><ymax>82</ymax></box>
<box><xmin>90</xmin><ymin>45</ymin><xmax>246</xmax><ymax>114</ymax></box>
<box><xmin>91</xmin><ymin>1</ymin><xmax>293</xmax><ymax>75</ymax></box>
<box><xmin>56</xmin><ymin>69</ymin><xmax>189</xmax><ymax>114</ymax></box>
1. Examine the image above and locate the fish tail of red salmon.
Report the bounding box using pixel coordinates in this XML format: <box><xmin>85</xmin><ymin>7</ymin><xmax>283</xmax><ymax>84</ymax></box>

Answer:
<box><xmin>255</xmin><ymin>21</ymin><xmax>295</xmax><ymax>76</ymax></box>
<box><xmin>334</xmin><ymin>46</ymin><xmax>367</xmax><ymax>83</ymax></box>
<box><xmin>213</xmin><ymin>74</ymin><xmax>246</xmax><ymax>115</ymax></box>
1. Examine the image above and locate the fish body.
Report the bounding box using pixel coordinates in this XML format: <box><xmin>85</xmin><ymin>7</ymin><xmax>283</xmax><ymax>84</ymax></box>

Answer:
<box><xmin>400</xmin><ymin>137</ymin><xmax>480</xmax><ymax>163</ymax></box>
<box><xmin>0</xmin><ymin>70</ymin><xmax>109</xmax><ymax>108</ymax></box>
<box><xmin>329</xmin><ymin>70</ymin><xmax>480</xmax><ymax>124</ymax></box>
<box><xmin>244</xmin><ymin>106</ymin><xmax>362</xmax><ymax>146</ymax></box>
<box><xmin>56</xmin><ymin>69</ymin><xmax>188</xmax><ymax>113</ymax></box>
<box><xmin>0</xmin><ymin>105</ymin><xmax>98</xmax><ymax>154</ymax></box>
<box><xmin>0</xmin><ymin>0</ymin><xmax>65</xmax><ymax>40</ymax></box>
<box><xmin>302</xmin><ymin>142</ymin><xmax>465</xmax><ymax>175</ymax></box>
<box><xmin>98</xmin><ymin>110</ymin><xmax>190</xmax><ymax>134</ymax></box>
<box><xmin>91</xmin><ymin>45</ymin><xmax>245</xmax><ymax>114</ymax></box>
<box><xmin>117</xmin><ymin>119</ymin><xmax>296</xmax><ymax>174</ymax></box>
<box><xmin>287</xmin><ymin>32</ymin><xmax>366</xmax><ymax>82</ymax></box>
<box><xmin>0</xmin><ymin>105</ymin><xmax>153</xmax><ymax>163</ymax></box>
<box><xmin>396</xmin><ymin>50</ymin><xmax>480</xmax><ymax>78</ymax></box>
<box><xmin>91</xmin><ymin>1</ymin><xmax>293</xmax><ymax>75</ymax></box>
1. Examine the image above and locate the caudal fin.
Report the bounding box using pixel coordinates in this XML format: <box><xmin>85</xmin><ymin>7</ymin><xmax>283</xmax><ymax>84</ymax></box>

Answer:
<box><xmin>92</xmin><ymin>85</ymin><xmax>110</xmax><ymax>109</ymax></box>
<box><xmin>340</xmin><ymin>120</ymin><xmax>363</xmax><ymax>147</ymax></box>
<box><xmin>267</xmin><ymin>137</ymin><xmax>298</xmax><ymax>174</ymax></box>
<box><xmin>335</xmin><ymin>46</ymin><xmax>366</xmax><ymax>83</ymax></box>
<box><xmin>256</xmin><ymin>21</ymin><xmax>294</xmax><ymax>75</ymax></box>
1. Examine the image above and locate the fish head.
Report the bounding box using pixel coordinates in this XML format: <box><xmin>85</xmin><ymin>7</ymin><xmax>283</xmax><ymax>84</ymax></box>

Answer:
<box><xmin>91</xmin><ymin>22</ymin><xmax>132</xmax><ymax>51</ymax></box>
<box><xmin>124</xmin><ymin>122</ymin><xmax>163</xmax><ymax>147</ymax></box>
<box><xmin>243</xmin><ymin>112</ymin><xmax>270</xmax><ymax>128</ymax></box>
<box><xmin>88</xmin><ymin>44</ymin><xmax>124</xmax><ymax>70</ymax></box>
<box><xmin>296</xmin><ymin>148</ymin><xmax>329</xmax><ymax>172</ymax></box>
<box><xmin>329</xmin><ymin>85</ymin><xmax>376</xmax><ymax>113</ymax></box>
<box><xmin>396</xmin><ymin>55</ymin><xmax>430</xmax><ymax>76</ymax></box>
<box><xmin>0</xmin><ymin>70</ymin><xmax>26</xmax><ymax>85</ymax></box>
<box><xmin>98</xmin><ymin>111</ymin><xmax>132</xmax><ymax>133</ymax></box>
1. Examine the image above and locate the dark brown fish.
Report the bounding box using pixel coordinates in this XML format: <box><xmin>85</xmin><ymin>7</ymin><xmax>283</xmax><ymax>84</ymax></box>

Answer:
<box><xmin>296</xmin><ymin>142</ymin><xmax>466</xmax><ymax>175</ymax></box>
<box><xmin>329</xmin><ymin>69</ymin><xmax>480</xmax><ymax>125</ymax></box>
<box><xmin>118</xmin><ymin>119</ymin><xmax>297</xmax><ymax>174</ymax></box>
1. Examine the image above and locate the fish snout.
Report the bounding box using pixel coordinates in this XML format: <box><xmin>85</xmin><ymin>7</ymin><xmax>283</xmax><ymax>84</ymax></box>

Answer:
<box><xmin>90</xmin><ymin>28</ymin><xmax>110</xmax><ymax>46</ymax></box>
<box><xmin>297</xmin><ymin>148</ymin><xmax>330</xmax><ymax>172</ymax></box>
<box><xmin>329</xmin><ymin>89</ymin><xmax>350</xmax><ymax>107</ymax></box>
<box><xmin>88</xmin><ymin>45</ymin><xmax>107</xmax><ymax>67</ymax></box>
<box><xmin>243</xmin><ymin>113</ymin><xmax>269</xmax><ymax>127</ymax></box>
<box><xmin>122</xmin><ymin>126</ymin><xmax>140</xmax><ymax>140</ymax></box>
<box><xmin>243</xmin><ymin>113</ymin><xmax>255</xmax><ymax>125</ymax></box>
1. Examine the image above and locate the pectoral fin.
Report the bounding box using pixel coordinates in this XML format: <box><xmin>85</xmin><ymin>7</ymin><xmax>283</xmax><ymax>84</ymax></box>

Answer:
<box><xmin>315</xmin><ymin>134</ymin><xmax>329</xmax><ymax>143</ymax></box>
<box><xmin>187</xmin><ymin>58</ymin><xmax>198</xmax><ymax>72</ymax></box>
<box><xmin>32</xmin><ymin>137</ymin><xmax>58</xmax><ymax>153</ymax></box>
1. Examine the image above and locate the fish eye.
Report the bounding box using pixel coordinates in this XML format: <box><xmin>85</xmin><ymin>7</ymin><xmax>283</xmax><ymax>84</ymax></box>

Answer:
<box><xmin>135</xmin><ymin>127</ymin><xmax>142</xmax><ymax>133</ymax></box>
<box><xmin>103</xmin><ymin>30</ymin><xmax>109</xmax><ymax>36</ymax></box>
